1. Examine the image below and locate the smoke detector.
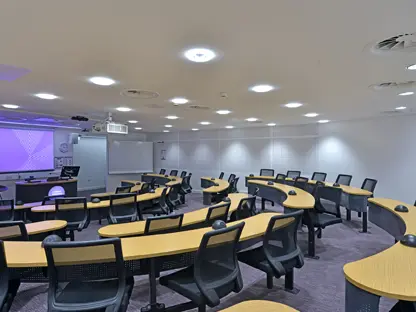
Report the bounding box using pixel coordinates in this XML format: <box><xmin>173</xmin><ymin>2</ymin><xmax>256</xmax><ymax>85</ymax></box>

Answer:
<box><xmin>120</xmin><ymin>89</ymin><xmax>159</xmax><ymax>99</ymax></box>
<box><xmin>370</xmin><ymin>33</ymin><xmax>416</xmax><ymax>53</ymax></box>
<box><xmin>188</xmin><ymin>105</ymin><xmax>210</xmax><ymax>110</ymax></box>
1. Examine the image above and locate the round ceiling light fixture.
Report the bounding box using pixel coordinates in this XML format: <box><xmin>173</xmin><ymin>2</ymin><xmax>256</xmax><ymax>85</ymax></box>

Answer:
<box><xmin>35</xmin><ymin>93</ymin><xmax>59</xmax><ymax>100</ymax></box>
<box><xmin>2</xmin><ymin>104</ymin><xmax>19</xmax><ymax>109</ymax></box>
<box><xmin>88</xmin><ymin>76</ymin><xmax>116</xmax><ymax>86</ymax></box>
<box><xmin>267</xmin><ymin>123</ymin><xmax>276</xmax><ymax>126</ymax></box>
<box><xmin>184</xmin><ymin>48</ymin><xmax>216</xmax><ymax>63</ymax></box>
<box><xmin>170</xmin><ymin>97</ymin><xmax>189</xmax><ymax>105</ymax></box>
<box><xmin>250</xmin><ymin>84</ymin><xmax>275</xmax><ymax>93</ymax></box>
<box><xmin>284</xmin><ymin>102</ymin><xmax>303</xmax><ymax>108</ymax></box>
<box><xmin>216</xmin><ymin>110</ymin><xmax>232</xmax><ymax>115</ymax></box>
<box><xmin>245</xmin><ymin>117</ymin><xmax>258</xmax><ymax>122</ymax></box>
<box><xmin>304</xmin><ymin>112</ymin><xmax>319</xmax><ymax>118</ymax></box>
<box><xmin>116</xmin><ymin>107</ymin><xmax>132</xmax><ymax>112</ymax></box>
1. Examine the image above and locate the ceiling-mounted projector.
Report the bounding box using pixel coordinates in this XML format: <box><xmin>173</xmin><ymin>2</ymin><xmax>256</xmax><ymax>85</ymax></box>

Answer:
<box><xmin>91</xmin><ymin>113</ymin><xmax>128</xmax><ymax>134</ymax></box>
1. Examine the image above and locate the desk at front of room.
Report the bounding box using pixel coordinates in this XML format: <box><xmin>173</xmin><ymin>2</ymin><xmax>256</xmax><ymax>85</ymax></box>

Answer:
<box><xmin>15</xmin><ymin>178</ymin><xmax>78</xmax><ymax>203</ymax></box>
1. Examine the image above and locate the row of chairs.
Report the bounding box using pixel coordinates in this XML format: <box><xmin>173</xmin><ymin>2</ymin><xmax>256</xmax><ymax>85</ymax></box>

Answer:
<box><xmin>159</xmin><ymin>168</ymin><xmax>187</xmax><ymax>178</ymax></box>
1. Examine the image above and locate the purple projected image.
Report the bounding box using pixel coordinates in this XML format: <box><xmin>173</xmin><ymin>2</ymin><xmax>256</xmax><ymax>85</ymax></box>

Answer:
<box><xmin>0</xmin><ymin>128</ymin><xmax>54</xmax><ymax>173</ymax></box>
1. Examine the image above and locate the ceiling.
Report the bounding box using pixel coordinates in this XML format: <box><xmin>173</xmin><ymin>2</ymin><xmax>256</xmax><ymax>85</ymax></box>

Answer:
<box><xmin>0</xmin><ymin>0</ymin><xmax>416</xmax><ymax>132</ymax></box>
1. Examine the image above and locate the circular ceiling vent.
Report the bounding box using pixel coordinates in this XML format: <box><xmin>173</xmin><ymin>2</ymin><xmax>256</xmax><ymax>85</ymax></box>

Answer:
<box><xmin>372</xmin><ymin>33</ymin><xmax>416</xmax><ymax>53</ymax></box>
<box><xmin>187</xmin><ymin>105</ymin><xmax>210</xmax><ymax>110</ymax></box>
<box><xmin>120</xmin><ymin>89</ymin><xmax>159</xmax><ymax>99</ymax></box>
<box><xmin>370</xmin><ymin>81</ymin><xmax>416</xmax><ymax>91</ymax></box>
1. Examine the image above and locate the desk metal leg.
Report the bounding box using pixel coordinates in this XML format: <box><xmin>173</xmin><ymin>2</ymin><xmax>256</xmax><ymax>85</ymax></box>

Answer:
<box><xmin>360</xmin><ymin>211</ymin><xmax>368</xmax><ymax>233</ymax></box>
<box><xmin>284</xmin><ymin>270</ymin><xmax>300</xmax><ymax>294</ymax></box>
<box><xmin>304</xmin><ymin>210</ymin><xmax>318</xmax><ymax>260</ymax></box>
<box><xmin>346</xmin><ymin>209</ymin><xmax>351</xmax><ymax>221</ymax></box>
<box><xmin>261</xmin><ymin>198</ymin><xmax>266</xmax><ymax>211</ymax></box>
<box><xmin>141</xmin><ymin>258</ymin><xmax>164</xmax><ymax>312</ymax></box>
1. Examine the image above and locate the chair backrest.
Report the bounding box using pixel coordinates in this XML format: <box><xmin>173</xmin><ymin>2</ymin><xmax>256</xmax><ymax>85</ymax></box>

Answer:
<box><xmin>139</xmin><ymin>183</ymin><xmax>150</xmax><ymax>194</ymax></box>
<box><xmin>180</xmin><ymin>171</ymin><xmax>187</xmax><ymax>178</ymax></box>
<box><xmin>169</xmin><ymin>170</ymin><xmax>178</xmax><ymax>177</ymax></box>
<box><xmin>314</xmin><ymin>181</ymin><xmax>342</xmax><ymax>213</ymax></box>
<box><xmin>150</xmin><ymin>178</ymin><xmax>157</xmax><ymax>190</ymax></box>
<box><xmin>168</xmin><ymin>183</ymin><xmax>182</xmax><ymax>201</ymax></box>
<box><xmin>219</xmin><ymin>172</ymin><xmax>224</xmax><ymax>179</ymax></box>
<box><xmin>193</xmin><ymin>222</ymin><xmax>245</xmax><ymax>307</ymax></box>
<box><xmin>260</xmin><ymin>169</ymin><xmax>275</xmax><ymax>177</ymax></box>
<box><xmin>228</xmin><ymin>174</ymin><xmax>236</xmax><ymax>183</ymax></box>
<box><xmin>361</xmin><ymin>178</ymin><xmax>377</xmax><ymax>197</ymax></box>
<box><xmin>44</xmin><ymin>238</ymin><xmax>126</xmax><ymax>311</ymax></box>
<box><xmin>144</xmin><ymin>214</ymin><xmax>184</xmax><ymax>235</ymax></box>
<box><xmin>286</xmin><ymin>171</ymin><xmax>301</xmax><ymax>179</ymax></box>
<box><xmin>109</xmin><ymin>193</ymin><xmax>138</xmax><ymax>223</ymax></box>
<box><xmin>311</xmin><ymin>172</ymin><xmax>327</xmax><ymax>182</ymax></box>
<box><xmin>0</xmin><ymin>221</ymin><xmax>29</xmax><ymax>241</ymax></box>
<box><xmin>55</xmin><ymin>197</ymin><xmax>89</xmax><ymax>230</ymax></box>
<box><xmin>294</xmin><ymin>176</ymin><xmax>309</xmax><ymax>190</ymax></box>
<box><xmin>0</xmin><ymin>200</ymin><xmax>14</xmax><ymax>222</ymax></box>
<box><xmin>180</xmin><ymin>175</ymin><xmax>192</xmax><ymax>192</ymax></box>
<box><xmin>115</xmin><ymin>186</ymin><xmax>132</xmax><ymax>194</ymax></box>
<box><xmin>229</xmin><ymin>177</ymin><xmax>239</xmax><ymax>193</ymax></box>
<box><xmin>205</xmin><ymin>202</ymin><xmax>231</xmax><ymax>225</ymax></box>
<box><xmin>234</xmin><ymin>196</ymin><xmax>257</xmax><ymax>220</ymax></box>
<box><xmin>262</xmin><ymin>210</ymin><xmax>304</xmax><ymax>276</ymax></box>
<box><xmin>158</xmin><ymin>188</ymin><xmax>170</xmax><ymax>214</ymax></box>
<box><xmin>159</xmin><ymin>169</ymin><xmax>166</xmax><ymax>175</ymax></box>
<box><xmin>42</xmin><ymin>195</ymin><xmax>66</xmax><ymax>206</ymax></box>
<box><xmin>275</xmin><ymin>173</ymin><xmax>286</xmax><ymax>184</ymax></box>
<box><xmin>336</xmin><ymin>174</ymin><xmax>352</xmax><ymax>186</ymax></box>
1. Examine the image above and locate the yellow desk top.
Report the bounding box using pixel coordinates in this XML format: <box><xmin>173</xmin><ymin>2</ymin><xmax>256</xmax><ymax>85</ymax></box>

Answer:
<box><xmin>98</xmin><ymin>193</ymin><xmax>248</xmax><ymax>238</ymax></box>
<box><xmin>0</xmin><ymin>220</ymin><xmax>67</xmax><ymax>239</ymax></box>
<box><xmin>15</xmin><ymin>201</ymin><xmax>42</xmax><ymax>211</ymax></box>
<box><xmin>142</xmin><ymin>174</ymin><xmax>182</xmax><ymax>186</ymax></box>
<box><xmin>5</xmin><ymin>213</ymin><xmax>286</xmax><ymax>268</ymax></box>
<box><xmin>201</xmin><ymin>177</ymin><xmax>229</xmax><ymax>193</ymax></box>
<box><xmin>221</xmin><ymin>300</ymin><xmax>298</xmax><ymax>312</ymax></box>
<box><xmin>343</xmin><ymin>198</ymin><xmax>416</xmax><ymax>300</ymax></box>
<box><xmin>15</xmin><ymin>178</ymin><xmax>77</xmax><ymax>186</ymax></box>
<box><xmin>285</xmin><ymin>178</ymin><xmax>372</xmax><ymax>196</ymax></box>
<box><xmin>91</xmin><ymin>184</ymin><xmax>142</xmax><ymax>198</ymax></box>
<box><xmin>121</xmin><ymin>180</ymin><xmax>142</xmax><ymax>185</ymax></box>
<box><xmin>246</xmin><ymin>175</ymin><xmax>275</xmax><ymax>180</ymax></box>
<box><xmin>248</xmin><ymin>180</ymin><xmax>315</xmax><ymax>209</ymax></box>
<box><xmin>31</xmin><ymin>187</ymin><xmax>166</xmax><ymax>213</ymax></box>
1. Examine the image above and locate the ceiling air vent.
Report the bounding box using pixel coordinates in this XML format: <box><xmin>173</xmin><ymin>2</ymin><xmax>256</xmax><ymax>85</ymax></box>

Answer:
<box><xmin>373</xmin><ymin>33</ymin><xmax>416</xmax><ymax>52</ymax></box>
<box><xmin>120</xmin><ymin>89</ymin><xmax>159</xmax><ymax>99</ymax></box>
<box><xmin>188</xmin><ymin>105</ymin><xmax>210</xmax><ymax>110</ymax></box>
<box><xmin>370</xmin><ymin>81</ymin><xmax>416</xmax><ymax>91</ymax></box>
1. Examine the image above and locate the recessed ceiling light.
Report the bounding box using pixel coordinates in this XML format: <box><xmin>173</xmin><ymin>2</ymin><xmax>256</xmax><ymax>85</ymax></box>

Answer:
<box><xmin>88</xmin><ymin>76</ymin><xmax>116</xmax><ymax>86</ymax></box>
<box><xmin>165</xmin><ymin>125</ymin><xmax>173</xmax><ymax>128</ymax></box>
<box><xmin>34</xmin><ymin>93</ymin><xmax>59</xmax><ymax>100</ymax></box>
<box><xmin>304</xmin><ymin>112</ymin><xmax>319</xmax><ymax>118</ymax></box>
<box><xmin>398</xmin><ymin>91</ymin><xmax>414</xmax><ymax>96</ymax></box>
<box><xmin>407</xmin><ymin>64</ymin><xmax>416</xmax><ymax>70</ymax></box>
<box><xmin>170</xmin><ymin>97</ymin><xmax>189</xmax><ymax>105</ymax></box>
<box><xmin>184</xmin><ymin>48</ymin><xmax>216</xmax><ymax>63</ymax></box>
<box><xmin>191</xmin><ymin>128</ymin><xmax>199</xmax><ymax>131</ymax></box>
<box><xmin>216</xmin><ymin>110</ymin><xmax>232</xmax><ymax>115</ymax></box>
<box><xmin>250</xmin><ymin>84</ymin><xmax>275</xmax><ymax>93</ymax></box>
<box><xmin>163</xmin><ymin>130</ymin><xmax>170</xmax><ymax>133</ymax></box>
<box><xmin>284</xmin><ymin>102</ymin><xmax>303</xmax><ymax>108</ymax></box>
<box><xmin>245</xmin><ymin>117</ymin><xmax>258</xmax><ymax>122</ymax></box>
<box><xmin>128</xmin><ymin>120</ymin><xmax>138</xmax><ymax>124</ymax></box>
<box><xmin>267</xmin><ymin>123</ymin><xmax>276</xmax><ymax>126</ymax></box>
<box><xmin>200</xmin><ymin>121</ymin><xmax>211</xmax><ymax>125</ymax></box>
<box><xmin>2</xmin><ymin>104</ymin><xmax>19</xmax><ymax>109</ymax></box>
<box><xmin>116</xmin><ymin>107</ymin><xmax>132</xmax><ymax>112</ymax></box>
<box><xmin>395</xmin><ymin>106</ymin><xmax>407</xmax><ymax>110</ymax></box>
<box><xmin>134</xmin><ymin>127</ymin><xmax>143</xmax><ymax>130</ymax></box>
<box><xmin>225</xmin><ymin>125</ymin><xmax>234</xmax><ymax>129</ymax></box>
<box><xmin>318</xmin><ymin>119</ymin><xmax>330</xmax><ymax>124</ymax></box>
<box><xmin>166</xmin><ymin>115</ymin><xmax>179</xmax><ymax>120</ymax></box>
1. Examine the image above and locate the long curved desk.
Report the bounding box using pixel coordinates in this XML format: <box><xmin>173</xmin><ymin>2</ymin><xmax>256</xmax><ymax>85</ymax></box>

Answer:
<box><xmin>91</xmin><ymin>182</ymin><xmax>143</xmax><ymax>200</ymax></box>
<box><xmin>221</xmin><ymin>300</ymin><xmax>298</xmax><ymax>312</ymax></box>
<box><xmin>141</xmin><ymin>173</ymin><xmax>182</xmax><ymax>186</ymax></box>
<box><xmin>15</xmin><ymin>178</ymin><xmax>78</xmax><ymax>203</ymax></box>
<box><xmin>343</xmin><ymin>198</ymin><xmax>416</xmax><ymax>311</ymax></box>
<box><xmin>201</xmin><ymin>177</ymin><xmax>230</xmax><ymax>205</ymax></box>
<box><xmin>99</xmin><ymin>193</ymin><xmax>248</xmax><ymax>238</ymax></box>
<box><xmin>245</xmin><ymin>175</ymin><xmax>275</xmax><ymax>187</ymax></box>
<box><xmin>0</xmin><ymin>220</ymin><xmax>67</xmax><ymax>240</ymax></box>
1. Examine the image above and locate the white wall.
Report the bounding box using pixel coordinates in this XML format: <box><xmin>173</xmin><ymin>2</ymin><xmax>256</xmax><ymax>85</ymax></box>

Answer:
<box><xmin>147</xmin><ymin>114</ymin><xmax>416</xmax><ymax>204</ymax></box>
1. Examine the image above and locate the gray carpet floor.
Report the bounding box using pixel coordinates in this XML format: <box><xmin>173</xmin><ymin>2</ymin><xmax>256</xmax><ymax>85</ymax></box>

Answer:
<box><xmin>11</xmin><ymin>191</ymin><xmax>397</xmax><ymax>312</ymax></box>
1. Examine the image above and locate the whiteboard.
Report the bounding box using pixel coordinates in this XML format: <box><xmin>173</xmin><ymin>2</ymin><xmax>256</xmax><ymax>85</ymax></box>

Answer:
<box><xmin>108</xmin><ymin>140</ymin><xmax>153</xmax><ymax>174</ymax></box>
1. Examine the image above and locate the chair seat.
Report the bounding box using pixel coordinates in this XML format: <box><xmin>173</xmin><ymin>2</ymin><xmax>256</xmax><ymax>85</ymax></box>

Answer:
<box><xmin>313</xmin><ymin>213</ymin><xmax>342</xmax><ymax>228</ymax></box>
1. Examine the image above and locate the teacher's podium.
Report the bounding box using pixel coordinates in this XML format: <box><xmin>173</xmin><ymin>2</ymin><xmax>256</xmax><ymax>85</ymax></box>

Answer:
<box><xmin>15</xmin><ymin>178</ymin><xmax>78</xmax><ymax>203</ymax></box>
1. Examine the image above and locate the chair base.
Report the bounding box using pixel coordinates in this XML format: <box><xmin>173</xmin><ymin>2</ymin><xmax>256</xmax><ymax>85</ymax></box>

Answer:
<box><xmin>141</xmin><ymin>302</ymin><xmax>165</xmax><ymax>312</ymax></box>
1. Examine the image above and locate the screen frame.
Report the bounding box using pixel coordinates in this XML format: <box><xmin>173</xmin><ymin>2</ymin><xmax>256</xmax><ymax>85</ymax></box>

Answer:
<box><xmin>0</xmin><ymin>127</ymin><xmax>56</xmax><ymax>174</ymax></box>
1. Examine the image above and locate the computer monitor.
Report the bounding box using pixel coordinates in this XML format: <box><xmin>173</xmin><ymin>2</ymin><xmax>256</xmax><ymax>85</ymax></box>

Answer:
<box><xmin>60</xmin><ymin>166</ymin><xmax>80</xmax><ymax>178</ymax></box>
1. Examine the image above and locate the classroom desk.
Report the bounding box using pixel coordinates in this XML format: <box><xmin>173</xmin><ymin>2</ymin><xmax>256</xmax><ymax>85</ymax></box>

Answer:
<box><xmin>15</xmin><ymin>178</ymin><xmax>78</xmax><ymax>203</ymax></box>
<box><xmin>201</xmin><ymin>177</ymin><xmax>230</xmax><ymax>205</ymax></box>
<box><xmin>98</xmin><ymin>193</ymin><xmax>248</xmax><ymax>238</ymax></box>
<box><xmin>221</xmin><ymin>300</ymin><xmax>298</xmax><ymax>312</ymax></box>
<box><xmin>141</xmin><ymin>173</ymin><xmax>182</xmax><ymax>186</ymax></box>
<box><xmin>91</xmin><ymin>183</ymin><xmax>143</xmax><ymax>200</ymax></box>
<box><xmin>246</xmin><ymin>180</ymin><xmax>319</xmax><ymax>258</ymax></box>
<box><xmin>0</xmin><ymin>220</ymin><xmax>67</xmax><ymax>240</ymax></box>
<box><xmin>245</xmin><ymin>175</ymin><xmax>275</xmax><ymax>187</ymax></box>
<box><xmin>343</xmin><ymin>198</ymin><xmax>416</xmax><ymax>311</ymax></box>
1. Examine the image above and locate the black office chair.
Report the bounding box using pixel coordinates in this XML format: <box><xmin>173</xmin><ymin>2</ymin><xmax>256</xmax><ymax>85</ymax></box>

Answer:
<box><xmin>170</xmin><ymin>170</ymin><xmax>178</xmax><ymax>177</ymax></box>
<box><xmin>286</xmin><ymin>171</ymin><xmax>301</xmax><ymax>179</ymax></box>
<box><xmin>179</xmin><ymin>175</ymin><xmax>193</xmax><ymax>204</ymax></box>
<box><xmin>275</xmin><ymin>173</ymin><xmax>287</xmax><ymax>184</ymax></box>
<box><xmin>43</xmin><ymin>238</ymin><xmax>134</xmax><ymax>312</ymax></box>
<box><xmin>227</xmin><ymin>174</ymin><xmax>236</xmax><ymax>184</ymax></box>
<box><xmin>144</xmin><ymin>214</ymin><xmax>184</xmax><ymax>235</ymax></box>
<box><xmin>159</xmin><ymin>169</ymin><xmax>166</xmax><ymax>175</ymax></box>
<box><xmin>310</xmin><ymin>181</ymin><xmax>343</xmax><ymax>238</ymax></box>
<box><xmin>55</xmin><ymin>197</ymin><xmax>89</xmax><ymax>241</ymax></box>
<box><xmin>142</xmin><ymin>188</ymin><xmax>170</xmax><ymax>216</ymax></box>
<box><xmin>42</xmin><ymin>195</ymin><xmax>66</xmax><ymax>206</ymax></box>
<box><xmin>0</xmin><ymin>241</ymin><xmax>21</xmax><ymax>312</ymax></box>
<box><xmin>149</xmin><ymin>178</ymin><xmax>157</xmax><ymax>190</ymax></box>
<box><xmin>0</xmin><ymin>221</ymin><xmax>29</xmax><ymax>241</ymax></box>
<box><xmin>336</xmin><ymin>174</ymin><xmax>352</xmax><ymax>186</ymax></box>
<box><xmin>218</xmin><ymin>172</ymin><xmax>224</xmax><ymax>180</ymax></box>
<box><xmin>115</xmin><ymin>186</ymin><xmax>132</xmax><ymax>194</ymax></box>
<box><xmin>159</xmin><ymin>222</ymin><xmax>245</xmax><ymax>312</ymax></box>
<box><xmin>228</xmin><ymin>177</ymin><xmax>239</xmax><ymax>193</ymax></box>
<box><xmin>238</xmin><ymin>210</ymin><xmax>304</xmax><ymax>291</ymax></box>
<box><xmin>180</xmin><ymin>171</ymin><xmax>187</xmax><ymax>178</ymax></box>
<box><xmin>230</xmin><ymin>196</ymin><xmax>257</xmax><ymax>221</ymax></box>
<box><xmin>168</xmin><ymin>183</ymin><xmax>183</xmax><ymax>209</ymax></box>
<box><xmin>361</xmin><ymin>178</ymin><xmax>377</xmax><ymax>197</ymax></box>
<box><xmin>108</xmin><ymin>193</ymin><xmax>139</xmax><ymax>224</ymax></box>
<box><xmin>252</xmin><ymin>187</ymin><xmax>260</xmax><ymax>197</ymax></box>
<box><xmin>260</xmin><ymin>169</ymin><xmax>274</xmax><ymax>177</ymax></box>
<box><xmin>0</xmin><ymin>200</ymin><xmax>14</xmax><ymax>222</ymax></box>
<box><xmin>311</xmin><ymin>172</ymin><xmax>327</xmax><ymax>182</ymax></box>
<box><xmin>294</xmin><ymin>176</ymin><xmax>309</xmax><ymax>191</ymax></box>
<box><xmin>204</xmin><ymin>202</ymin><xmax>231</xmax><ymax>226</ymax></box>
<box><xmin>139</xmin><ymin>183</ymin><xmax>150</xmax><ymax>195</ymax></box>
